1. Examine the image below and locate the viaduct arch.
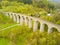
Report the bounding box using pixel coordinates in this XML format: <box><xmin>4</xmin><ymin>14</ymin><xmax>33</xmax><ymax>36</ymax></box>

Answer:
<box><xmin>3</xmin><ymin>12</ymin><xmax>60</xmax><ymax>34</ymax></box>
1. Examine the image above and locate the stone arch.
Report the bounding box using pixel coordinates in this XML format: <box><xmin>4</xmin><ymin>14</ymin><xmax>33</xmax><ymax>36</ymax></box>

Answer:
<box><xmin>11</xmin><ymin>13</ymin><xmax>13</xmax><ymax>15</ymax></box>
<box><xmin>8</xmin><ymin>13</ymin><xmax>9</xmax><ymax>15</ymax></box>
<box><xmin>50</xmin><ymin>27</ymin><xmax>58</xmax><ymax>33</ymax></box>
<box><xmin>48</xmin><ymin>26</ymin><xmax>59</xmax><ymax>34</ymax></box>
<box><xmin>18</xmin><ymin>15</ymin><xmax>21</xmax><ymax>23</ymax></box>
<box><xmin>31</xmin><ymin>18</ymin><xmax>34</xmax><ymax>29</ymax></box>
<box><xmin>19</xmin><ymin>16</ymin><xmax>24</xmax><ymax>25</ymax></box>
<box><xmin>8</xmin><ymin>13</ymin><xmax>13</xmax><ymax>19</ymax></box>
<box><xmin>34</xmin><ymin>21</ymin><xmax>41</xmax><ymax>30</ymax></box>
<box><xmin>40</xmin><ymin>23</ymin><xmax>47</xmax><ymax>32</ymax></box>
<box><xmin>13</xmin><ymin>14</ymin><xmax>18</xmax><ymax>22</ymax></box>
<box><xmin>28</xmin><ymin>18</ymin><xmax>33</xmax><ymax>29</ymax></box>
<box><xmin>8</xmin><ymin>13</ymin><xmax>10</xmax><ymax>17</ymax></box>
<box><xmin>11</xmin><ymin>13</ymin><xmax>13</xmax><ymax>17</ymax></box>
<box><xmin>22</xmin><ymin>16</ymin><xmax>25</xmax><ymax>20</ymax></box>
<box><xmin>22</xmin><ymin>16</ymin><xmax>25</xmax><ymax>24</ymax></box>
<box><xmin>38</xmin><ymin>21</ymin><xmax>41</xmax><ymax>30</ymax></box>
<box><xmin>33</xmin><ymin>20</ymin><xmax>38</xmax><ymax>31</ymax></box>
<box><xmin>43</xmin><ymin>24</ymin><xmax>48</xmax><ymax>32</ymax></box>
<box><xmin>26</xmin><ymin>17</ymin><xmax>29</xmax><ymax>21</ymax></box>
<box><xmin>16</xmin><ymin>15</ymin><xmax>20</xmax><ymax>23</ymax></box>
<box><xmin>24</xmin><ymin>17</ymin><xmax>29</xmax><ymax>26</ymax></box>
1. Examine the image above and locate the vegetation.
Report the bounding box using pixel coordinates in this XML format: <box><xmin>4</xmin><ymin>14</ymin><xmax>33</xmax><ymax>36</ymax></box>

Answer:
<box><xmin>0</xmin><ymin>25</ymin><xmax>60</xmax><ymax>45</ymax></box>
<box><xmin>0</xmin><ymin>0</ymin><xmax>60</xmax><ymax>45</ymax></box>
<box><xmin>0</xmin><ymin>13</ymin><xmax>16</xmax><ymax>30</ymax></box>
<box><xmin>0</xmin><ymin>0</ymin><xmax>60</xmax><ymax>25</ymax></box>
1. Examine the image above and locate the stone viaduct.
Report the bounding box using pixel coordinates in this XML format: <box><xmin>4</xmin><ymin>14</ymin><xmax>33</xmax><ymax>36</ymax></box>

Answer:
<box><xmin>3</xmin><ymin>12</ymin><xmax>60</xmax><ymax>33</ymax></box>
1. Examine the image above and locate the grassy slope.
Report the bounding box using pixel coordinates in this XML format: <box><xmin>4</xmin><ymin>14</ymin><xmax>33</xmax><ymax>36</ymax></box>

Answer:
<box><xmin>0</xmin><ymin>25</ymin><xmax>60</xmax><ymax>45</ymax></box>
<box><xmin>0</xmin><ymin>13</ymin><xmax>31</xmax><ymax>45</ymax></box>
<box><xmin>0</xmin><ymin>13</ymin><xmax>16</xmax><ymax>30</ymax></box>
<box><xmin>0</xmin><ymin>13</ymin><xmax>17</xmax><ymax>45</ymax></box>
<box><xmin>0</xmin><ymin>25</ymin><xmax>31</xmax><ymax>45</ymax></box>
<box><xmin>0</xmin><ymin>12</ymin><xmax>60</xmax><ymax>45</ymax></box>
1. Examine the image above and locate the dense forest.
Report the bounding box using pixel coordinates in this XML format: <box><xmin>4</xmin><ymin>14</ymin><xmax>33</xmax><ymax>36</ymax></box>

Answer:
<box><xmin>0</xmin><ymin>0</ymin><xmax>60</xmax><ymax>24</ymax></box>
<box><xmin>0</xmin><ymin>0</ymin><xmax>60</xmax><ymax>45</ymax></box>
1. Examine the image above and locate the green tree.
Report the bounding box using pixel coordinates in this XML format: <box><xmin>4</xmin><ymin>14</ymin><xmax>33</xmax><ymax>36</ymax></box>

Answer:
<box><xmin>1</xmin><ymin>0</ymin><xmax>9</xmax><ymax>7</ymax></box>
<box><xmin>32</xmin><ymin>0</ymin><xmax>48</xmax><ymax>8</ymax></box>
<box><xmin>47</xmin><ymin>2</ymin><xmax>56</xmax><ymax>13</ymax></box>
<box><xmin>53</xmin><ymin>11</ymin><xmax>60</xmax><ymax>22</ymax></box>
<box><xmin>8</xmin><ymin>0</ymin><xmax>18</xmax><ymax>1</ymax></box>
<box><xmin>18</xmin><ymin>0</ymin><xmax>32</xmax><ymax>4</ymax></box>
<box><xmin>0</xmin><ymin>3</ymin><xmax>2</xmax><ymax>9</ymax></box>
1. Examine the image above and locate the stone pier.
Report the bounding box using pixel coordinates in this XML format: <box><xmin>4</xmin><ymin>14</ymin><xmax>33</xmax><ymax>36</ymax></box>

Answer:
<box><xmin>3</xmin><ymin>12</ymin><xmax>60</xmax><ymax>33</ymax></box>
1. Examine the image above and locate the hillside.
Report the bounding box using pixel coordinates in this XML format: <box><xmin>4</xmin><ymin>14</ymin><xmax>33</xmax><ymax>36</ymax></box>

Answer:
<box><xmin>0</xmin><ymin>13</ymin><xmax>16</xmax><ymax>30</ymax></box>
<box><xmin>0</xmin><ymin>14</ymin><xmax>60</xmax><ymax>45</ymax></box>
<box><xmin>0</xmin><ymin>0</ymin><xmax>60</xmax><ymax>45</ymax></box>
<box><xmin>0</xmin><ymin>11</ymin><xmax>60</xmax><ymax>45</ymax></box>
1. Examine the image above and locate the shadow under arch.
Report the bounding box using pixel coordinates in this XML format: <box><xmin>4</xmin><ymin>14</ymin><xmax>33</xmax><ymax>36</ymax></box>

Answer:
<box><xmin>22</xmin><ymin>16</ymin><xmax>25</xmax><ymax>20</ymax></box>
<box><xmin>22</xmin><ymin>16</ymin><xmax>25</xmax><ymax>24</ymax></box>
<box><xmin>29</xmin><ymin>18</ymin><xmax>33</xmax><ymax>30</ymax></box>
<box><xmin>43</xmin><ymin>24</ymin><xmax>48</xmax><ymax>32</ymax></box>
<box><xmin>51</xmin><ymin>27</ymin><xmax>58</xmax><ymax>33</ymax></box>
<box><xmin>11</xmin><ymin>13</ymin><xmax>13</xmax><ymax>15</ymax></box>
<box><xmin>26</xmin><ymin>17</ymin><xmax>29</xmax><ymax>26</ymax></box>
<box><xmin>33</xmin><ymin>21</ymin><xmax>40</xmax><ymax>31</ymax></box>
<box><xmin>37</xmin><ymin>21</ymin><xmax>41</xmax><ymax>30</ymax></box>
<box><xmin>26</xmin><ymin>17</ymin><xmax>29</xmax><ymax>20</ymax></box>
<box><xmin>18</xmin><ymin>15</ymin><xmax>21</xmax><ymax>23</ymax></box>
<box><xmin>8</xmin><ymin>13</ymin><xmax>9</xmax><ymax>16</ymax></box>
<box><xmin>8</xmin><ymin>13</ymin><xmax>11</xmax><ymax>17</ymax></box>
